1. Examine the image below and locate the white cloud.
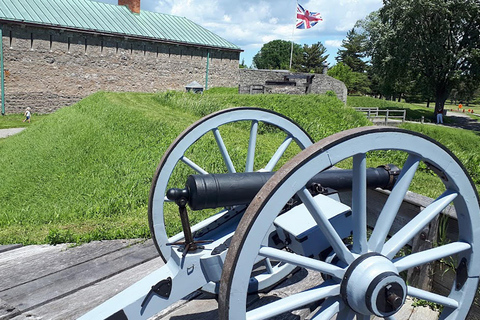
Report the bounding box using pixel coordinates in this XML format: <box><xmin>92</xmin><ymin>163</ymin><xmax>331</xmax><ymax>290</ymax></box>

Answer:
<box><xmin>96</xmin><ymin>0</ymin><xmax>383</xmax><ymax>65</ymax></box>
<box><xmin>325</xmin><ymin>40</ymin><xmax>343</xmax><ymax>48</ymax></box>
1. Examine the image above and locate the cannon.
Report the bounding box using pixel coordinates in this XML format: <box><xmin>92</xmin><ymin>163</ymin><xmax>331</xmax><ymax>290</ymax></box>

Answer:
<box><xmin>80</xmin><ymin>107</ymin><xmax>480</xmax><ymax>320</ymax></box>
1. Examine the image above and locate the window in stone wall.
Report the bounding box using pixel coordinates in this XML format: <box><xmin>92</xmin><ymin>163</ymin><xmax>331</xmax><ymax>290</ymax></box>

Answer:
<box><xmin>84</xmin><ymin>38</ymin><xmax>88</xmax><ymax>53</ymax></box>
<box><xmin>68</xmin><ymin>37</ymin><xmax>71</xmax><ymax>53</ymax></box>
<box><xmin>30</xmin><ymin>33</ymin><xmax>33</xmax><ymax>50</ymax></box>
<box><xmin>9</xmin><ymin>30</ymin><xmax>12</xmax><ymax>48</ymax></box>
<box><xmin>49</xmin><ymin>34</ymin><xmax>53</xmax><ymax>51</ymax></box>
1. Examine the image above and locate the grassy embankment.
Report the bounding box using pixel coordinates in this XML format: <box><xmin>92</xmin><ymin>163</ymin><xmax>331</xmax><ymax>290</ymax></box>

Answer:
<box><xmin>0</xmin><ymin>90</ymin><xmax>367</xmax><ymax>245</ymax></box>
<box><xmin>1</xmin><ymin>90</ymin><xmax>480</xmax><ymax>245</ymax></box>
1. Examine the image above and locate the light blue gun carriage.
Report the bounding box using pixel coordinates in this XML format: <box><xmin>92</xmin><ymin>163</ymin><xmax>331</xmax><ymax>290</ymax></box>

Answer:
<box><xmin>80</xmin><ymin>107</ymin><xmax>480</xmax><ymax>320</ymax></box>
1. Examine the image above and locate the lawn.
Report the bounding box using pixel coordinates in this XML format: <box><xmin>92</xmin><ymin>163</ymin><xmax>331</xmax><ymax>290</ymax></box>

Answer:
<box><xmin>0</xmin><ymin>90</ymin><xmax>367</xmax><ymax>245</ymax></box>
<box><xmin>1</xmin><ymin>91</ymin><xmax>480</xmax><ymax>245</ymax></box>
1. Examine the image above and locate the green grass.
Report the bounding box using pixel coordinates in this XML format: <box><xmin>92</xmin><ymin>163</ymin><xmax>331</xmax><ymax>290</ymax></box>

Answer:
<box><xmin>0</xmin><ymin>90</ymin><xmax>368</xmax><ymax>245</ymax></box>
<box><xmin>2</xmin><ymin>91</ymin><xmax>480</xmax><ymax>246</ymax></box>
<box><xmin>0</xmin><ymin>113</ymin><xmax>48</xmax><ymax>129</ymax></box>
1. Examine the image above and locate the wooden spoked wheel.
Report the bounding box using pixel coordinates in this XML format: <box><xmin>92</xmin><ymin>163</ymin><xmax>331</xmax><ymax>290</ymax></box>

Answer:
<box><xmin>219</xmin><ymin>127</ymin><xmax>480</xmax><ymax>320</ymax></box>
<box><xmin>148</xmin><ymin>107</ymin><xmax>314</xmax><ymax>293</ymax></box>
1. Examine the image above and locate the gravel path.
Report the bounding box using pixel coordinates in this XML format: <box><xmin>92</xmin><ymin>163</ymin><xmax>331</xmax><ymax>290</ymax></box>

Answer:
<box><xmin>0</xmin><ymin>127</ymin><xmax>25</xmax><ymax>138</ymax></box>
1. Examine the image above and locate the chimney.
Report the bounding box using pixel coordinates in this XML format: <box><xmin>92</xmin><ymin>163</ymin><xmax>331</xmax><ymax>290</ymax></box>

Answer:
<box><xmin>119</xmin><ymin>0</ymin><xmax>140</xmax><ymax>14</ymax></box>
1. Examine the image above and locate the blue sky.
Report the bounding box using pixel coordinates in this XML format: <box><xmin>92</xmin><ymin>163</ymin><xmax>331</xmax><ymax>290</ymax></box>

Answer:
<box><xmin>94</xmin><ymin>0</ymin><xmax>383</xmax><ymax>68</ymax></box>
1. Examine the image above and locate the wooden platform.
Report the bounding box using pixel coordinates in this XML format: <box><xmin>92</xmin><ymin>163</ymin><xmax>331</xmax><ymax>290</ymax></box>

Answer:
<box><xmin>0</xmin><ymin>239</ymin><xmax>440</xmax><ymax>320</ymax></box>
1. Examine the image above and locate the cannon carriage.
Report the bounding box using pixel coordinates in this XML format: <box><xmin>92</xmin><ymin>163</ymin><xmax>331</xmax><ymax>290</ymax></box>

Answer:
<box><xmin>80</xmin><ymin>107</ymin><xmax>480</xmax><ymax>320</ymax></box>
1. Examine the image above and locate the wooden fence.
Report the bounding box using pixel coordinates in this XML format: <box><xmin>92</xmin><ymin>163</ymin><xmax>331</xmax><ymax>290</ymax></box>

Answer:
<box><xmin>355</xmin><ymin>107</ymin><xmax>406</xmax><ymax>124</ymax></box>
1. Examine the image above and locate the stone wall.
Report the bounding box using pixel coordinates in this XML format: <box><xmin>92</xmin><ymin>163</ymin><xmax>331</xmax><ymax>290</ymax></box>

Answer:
<box><xmin>1</xmin><ymin>23</ymin><xmax>240</xmax><ymax>113</ymax></box>
<box><xmin>238</xmin><ymin>69</ymin><xmax>347</xmax><ymax>103</ymax></box>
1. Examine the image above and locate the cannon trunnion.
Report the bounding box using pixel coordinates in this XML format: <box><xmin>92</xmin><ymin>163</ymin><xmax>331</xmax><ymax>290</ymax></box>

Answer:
<box><xmin>81</xmin><ymin>107</ymin><xmax>480</xmax><ymax>320</ymax></box>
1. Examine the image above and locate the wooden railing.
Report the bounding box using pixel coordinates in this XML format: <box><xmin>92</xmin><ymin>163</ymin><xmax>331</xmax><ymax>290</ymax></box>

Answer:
<box><xmin>355</xmin><ymin>107</ymin><xmax>406</xmax><ymax>124</ymax></box>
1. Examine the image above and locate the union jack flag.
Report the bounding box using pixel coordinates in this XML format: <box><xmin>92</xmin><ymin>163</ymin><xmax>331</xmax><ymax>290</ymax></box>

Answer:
<box><xmin>296</xmin><ymin>3</ymin><xmax>322</xmax><ymax>29</ymax></box>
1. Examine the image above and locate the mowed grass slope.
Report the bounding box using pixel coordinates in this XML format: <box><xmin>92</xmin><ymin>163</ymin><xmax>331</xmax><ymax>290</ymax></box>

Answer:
<box><xmin>0</xmin><ymin>90</ymin><xmax>367</xmax><ymax>245</ymax></box>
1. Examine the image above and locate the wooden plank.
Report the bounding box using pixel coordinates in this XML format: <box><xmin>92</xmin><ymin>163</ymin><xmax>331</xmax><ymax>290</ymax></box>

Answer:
<box><xmin>0</xmin><ymin>244</ymin><xmax>67</xmax><ymax>265</ymax></box>
<box><xmin>1</xmin><ymin>239</ymin><xmax>158</xmax><ymax>313</ymax></box>
<box><xmin>246</xmin><ymin>268</ymin><xmax>323</xmax><ymax>320</ymax></box>
<box><xmin>0</xmin><ymin>239</ymin><xmax>143</xmax><ymax>291</ymax></box>
<box><xmin>0</xmin><ymin>297</ymin><xmax>21</xmax><ymax>319</ymax></box>
<box><xmin>407</xmin><ymin>215</ymin><xmax>440</xmax><ymax>290</ymax></box>
<box><xmin>0</xmin><ymin>244</ymin><xmax>23</xmax><ymax>254</ymax></box>
<box><xmin>409</xmin><ymin>304</ymin><xmax>439</xmax><ymax>320</ymax></box>
<box><xmin>21</xmin><ymin>256</ymin><xmax>166</xmax><ymax>320</ymax></box>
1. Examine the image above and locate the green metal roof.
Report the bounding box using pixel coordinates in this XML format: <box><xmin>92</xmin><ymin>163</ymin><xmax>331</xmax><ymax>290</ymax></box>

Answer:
<box><xmin>0</xmin><ymin>0</ymin><xmax>241</xmax><ymax>51</ymax></box>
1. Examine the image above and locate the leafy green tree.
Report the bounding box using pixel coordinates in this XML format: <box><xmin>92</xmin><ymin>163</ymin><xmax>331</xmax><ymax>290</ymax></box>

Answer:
<box><xmin>328</xmin><ymin>62</ymin><xmax>354</xmax><ymax>90</ymax></box>
<box><xmin>336</xmin><ymin>28</ymin><xmax>367</xmax><ymax>73</ymax></box>
<box><xmin>292</xmin><ymin>42</ymin><xmax>329</xmax><ymax>73</ymax></box>
<box><xmin>362</xmin><ymin>0</ymin><xmax>480</xmax><ymax>116</ymax></box>
<box><xmin>252</xmin><ymin>40</ymin><xmax>302</xmax><ymax>70</ymax></box>
<box><xmin>328</xmin><ymin>62</ymin><xmax>372</xmax><ymax>95</ymax></box>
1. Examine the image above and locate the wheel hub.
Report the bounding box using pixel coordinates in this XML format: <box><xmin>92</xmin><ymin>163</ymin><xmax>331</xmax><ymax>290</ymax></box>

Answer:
<box><xmin>340</xmin><ymin>252</ymin><xmax>406</xmax><ymax>317</ymax></box>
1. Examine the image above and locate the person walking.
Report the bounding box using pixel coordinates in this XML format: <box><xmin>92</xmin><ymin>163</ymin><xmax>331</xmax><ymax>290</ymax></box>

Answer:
<box><xmin>23</xmin><ymin>107</ymin><xmax>31</xmax><ymax>123</ymax></box>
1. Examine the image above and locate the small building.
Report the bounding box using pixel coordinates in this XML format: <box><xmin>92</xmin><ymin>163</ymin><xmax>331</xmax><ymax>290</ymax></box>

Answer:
<box><xmin>0</xmin><ymin>0</ymin><xmax>242</xmax><ymax>113</ymax></box>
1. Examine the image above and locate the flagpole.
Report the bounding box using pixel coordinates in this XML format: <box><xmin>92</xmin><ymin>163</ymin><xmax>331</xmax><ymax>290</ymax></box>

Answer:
<box><xmin>289</xmin><ymin>0</ymin><xmax>297</xmax><ymax>70</ymax></box>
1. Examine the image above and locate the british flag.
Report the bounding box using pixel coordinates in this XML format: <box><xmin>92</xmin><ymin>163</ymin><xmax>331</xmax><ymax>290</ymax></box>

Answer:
<box><xmin>296</xmin><ymin>3</ymin><xmax>322</xmax><ymax>29</ymax></box>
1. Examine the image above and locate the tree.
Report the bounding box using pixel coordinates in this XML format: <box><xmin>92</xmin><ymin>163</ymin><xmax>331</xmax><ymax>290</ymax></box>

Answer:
<box><xmin>362</xmin><ymin>0</ymin><xmax>480</xmax><ymax>116</ymax></box>
<box><xmin>328</xmin><ymin>62</ymin><xmax>372</xmax><ymax>95</ymax></box>
<box><xmin>292</xmin><ymin>42</ymin><xmax>329</xmax><ymax>73</ymax></box>
<box><xmin>239</xmin><ymin>59</ymin><xmax>248</xmax><ymax>69</ymax></box>
<box><xmin>336</xmin><ymin>28</ymin><xmax>367</xmax><ymax>73</ymax></box>
<box><xmin>328</xmin><ymin>62</ymin><xmax>355</xmax><ymax>90</ymax></box>
<box><xmin>252</xmin><ymin>40</ymin><xmax>302</xmax><ymax>70</ymax></box>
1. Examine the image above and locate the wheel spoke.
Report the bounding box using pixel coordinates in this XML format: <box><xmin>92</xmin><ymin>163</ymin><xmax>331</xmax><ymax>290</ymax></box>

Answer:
<box><xmin>407</xmin><ymin>286</ymin><xmax>459</xmax><ymax>309</ymax></box>
<box><xmin>246</xmin><ymin>283</ymin><xmax>340</xmax><ymax>320</ymax></box>
<box><xmin>180</xmin><ymin>156</ymin><xmax>208</xmax><ymax>174</ymax></box>
<box><xmin>368</xmin><ymin>154</ymin><xmax>421</xmax><ymax>252</ymax></box>
<box><xmin>264</xmin><ymin>258</ymin><xmax>274</xmax><ymax>274</ymax></box>
<box><xmin>308</xmin><ymin>297</ymin><xmax>340</xmax><ymax>320</ymax></box>
<box><xmin>212</xmin><ymin>128</ymin><xmax>236</xmax><ymax>173</ymax></box>
<box><xmin>394</xmin><ymin>241</ymin><xmax>471</xmax><ymax>272</ymax></box>
<box><xmin>258</xmin><ymin>246</ymin><xmax>345</xmax><ymax>279</ymax></box>
<box><xmin>382</xmin><ymin>189</ymin><xmax>458</xmax><ymax>258</ymax></box>
<box><xmin>246</xmin><ymin>120</ymin><xmax>258</xmax><ymax>172</ymax></box>
<box><xmin>263</xmin><ymin>136</ymin><xmax>293</xmax><ymax>171</ymax></box>
<box><xmin>352</xmin><ymin>153</ymin><xmax>368</xmax><ymax>254</ymax></box>
<box><xmin>298</xmin><ymin>188</ymin><xmax>355</xmax><ymax>264</ymax></box>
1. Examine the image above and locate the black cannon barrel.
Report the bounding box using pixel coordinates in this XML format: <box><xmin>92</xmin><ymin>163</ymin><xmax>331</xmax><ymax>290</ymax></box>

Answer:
<box><xmin>166</xmin><ymin>165</ymin><xmax>400</xmax><ymax>211</ymax></box>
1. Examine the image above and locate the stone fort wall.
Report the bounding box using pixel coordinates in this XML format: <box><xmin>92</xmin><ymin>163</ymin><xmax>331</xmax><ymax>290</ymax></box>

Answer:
<box><xmin>238</xmin><ymin>69</ymin><xmax>347</xmax><ymax>103</ymax></box>
<box><xmin>1</xmin><ymin>23</ymin><xmax>240</xmax><ymax>113</ymax></box>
